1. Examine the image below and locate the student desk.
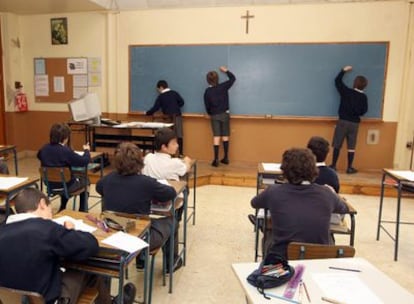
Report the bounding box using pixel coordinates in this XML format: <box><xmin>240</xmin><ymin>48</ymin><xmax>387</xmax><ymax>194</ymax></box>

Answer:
<box><xmin>256</xmin><ymin>163</ymin><xmax>284</xmax><ymax>194</ymax></box>
<box><xmin>0</xmin><ymin>175</ymin><xmax>39</xmax><ymax>223</ymax></box>
<box><xmin>0</xmin><ymin>145</ymin><xmax>18</xmax><ymax>175</ymax></box>
<box><xmin>377</xmin><ymin>169</ymin><xmax>414</xmax><ymax>261</ymax></box>
<box><xmin>55</xmin><ymin>209</ymin><xmax>151</xmax><ymax>304</ymax></box>
<box><xmin>232</xmin><ymin>257</ymin><xmax>414</xmax><ymax>304</ymax></box>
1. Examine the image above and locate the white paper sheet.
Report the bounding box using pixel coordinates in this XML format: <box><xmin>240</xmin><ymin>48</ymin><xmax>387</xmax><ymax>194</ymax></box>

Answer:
<box><xmin>102</xmin><ymin>231</ymin><xmax>149</xmax><ymax>253</ymax></box>
<box><xmin>53</xmin><ymin>215</ymin><xmax>97</xmax><ymax>233</ymax></box>
<box><xmin>0</xmin><ymin>177</ymin><xmax>28</xmax><ymax>190</ymax></box>
<box><xmin>313</xmin><ymin>272</ymin><xmax>383</xmax><ymax>304</ymax></box>
<box><xmin>262</xmin><ymin>163</ymin><xmax>281</xmax><ymax>171</ymax></box>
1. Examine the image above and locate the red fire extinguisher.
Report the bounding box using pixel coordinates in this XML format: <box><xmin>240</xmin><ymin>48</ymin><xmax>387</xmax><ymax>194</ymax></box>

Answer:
<box><xmin>15</xmin><ymin>81</ymin><xmax>28</xmax><ymax>112</ymax></box>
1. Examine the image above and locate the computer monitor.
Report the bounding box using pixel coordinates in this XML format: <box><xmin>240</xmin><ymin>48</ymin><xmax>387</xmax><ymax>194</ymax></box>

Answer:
<box><xmin>68</xmin><ymin>93</ymin><xmax>102</xmax><ymax>124</ymax></box>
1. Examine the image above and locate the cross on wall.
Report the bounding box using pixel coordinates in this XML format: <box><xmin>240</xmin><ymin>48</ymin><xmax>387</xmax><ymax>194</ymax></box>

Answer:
<box><xmin>241</xmin><ymin>10</ymin><xmax>255</xmax><ymax>34</ymax></box>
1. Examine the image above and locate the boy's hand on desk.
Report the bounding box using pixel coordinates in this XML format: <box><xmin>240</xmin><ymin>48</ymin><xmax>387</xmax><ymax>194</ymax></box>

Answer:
<box><xmin>64</xmin><ymin>221</ymin><xmax>75</xmax><ymax>230</ymax></box>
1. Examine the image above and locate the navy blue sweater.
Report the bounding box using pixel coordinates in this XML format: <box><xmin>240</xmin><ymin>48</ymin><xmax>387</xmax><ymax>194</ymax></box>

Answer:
<box><xmin>204</xmin><ymin>71</ymin><xmax>236</xmax><ymax>115</ymax></box>
<box><xmin>96</xmin><ymin>172</ymin><xmax>176</xmax><ymax>215</ymax></box>
<box><xmin>0</xmin><ymin>218</ymin><xmax>98</xmax><ymax>303</ymax></box>
<box><xmin>335</xmin><ymin>70</ymin><xmax>368</xmax><ymax>123</ymax></box>
<box><xmin>146</xmin><ymin>90</ymin><xmax>184</xmax><ymax>116</ymax></box>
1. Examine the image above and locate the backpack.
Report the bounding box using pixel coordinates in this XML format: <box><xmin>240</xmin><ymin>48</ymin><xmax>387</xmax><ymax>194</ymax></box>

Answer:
<box><xmin>246</xmin><ymin>253</ymin><xmax>295</xmax><ymax>297</ymax></box>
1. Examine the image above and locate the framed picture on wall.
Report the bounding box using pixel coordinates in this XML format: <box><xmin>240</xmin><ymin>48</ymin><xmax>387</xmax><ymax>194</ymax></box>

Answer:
<box><xmin>51</xmin><ymin>17</ymin><xmax>68</xmax><ymax>45</ymax></box>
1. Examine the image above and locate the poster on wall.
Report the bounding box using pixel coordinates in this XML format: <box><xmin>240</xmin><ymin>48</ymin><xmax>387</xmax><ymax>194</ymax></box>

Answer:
<box><xmin>34</xmin><ymin>75</ymin><xmax>49</xmax><ymax>96</ymax></box>
<box><xmin>51</xmin><ymin>17</ymin><xmax>68</xmax><ymax>45</ymax></box>
<box><xmin>67</xmin><ymin>58</ymin><xmax>88</xmax><ymax>74</ymax></box>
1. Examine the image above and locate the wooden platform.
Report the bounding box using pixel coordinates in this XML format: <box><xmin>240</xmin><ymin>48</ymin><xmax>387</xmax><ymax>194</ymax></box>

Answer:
<box><xmin>89</xmin><ymin>160</ymin><xmax>399</xmax><ymax>197</ymax></box>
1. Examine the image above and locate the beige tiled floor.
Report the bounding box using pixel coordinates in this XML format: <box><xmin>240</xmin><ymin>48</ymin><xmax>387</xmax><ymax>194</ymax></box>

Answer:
<box><xmin>9</xmin><ymin>156</ymin><xmax>414</xmax><ymax>303</ymax></box>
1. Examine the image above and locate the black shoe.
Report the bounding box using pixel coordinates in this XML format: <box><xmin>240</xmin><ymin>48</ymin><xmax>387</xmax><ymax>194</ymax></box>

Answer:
<box><xmin>220</xmin><ymin>158</ymin><xmax>229</xmax><ymax>165</ymax></box>
<box><xmin>166</xmin><ymin>257</ymin><xmax>183</xmax><ymax>274</ymax></box>
<box><xmin>211</xmin><ymin>159</ymin><xmax>219</xmax><ymax>167</ymax></box>
<box><xmin>248</xmin><ymin>214</ymin><xmax>256</xmax><ymax>226</ymax></box>
<box><xmin>346</xmin><ymin>167</ymin><xmax>358</xmax><ymax>174</ymax></box>
<box><xmin>112</xmin><ymin>283</ymin><xmax>136</xmax><ymax>304</ymax></box>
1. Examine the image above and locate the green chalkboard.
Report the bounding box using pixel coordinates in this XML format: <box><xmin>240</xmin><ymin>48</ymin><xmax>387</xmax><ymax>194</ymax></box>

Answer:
<box><xmin>130</xmin><ymin>43</ymin><xmax>387</xmax><ymax>118</ymax></box>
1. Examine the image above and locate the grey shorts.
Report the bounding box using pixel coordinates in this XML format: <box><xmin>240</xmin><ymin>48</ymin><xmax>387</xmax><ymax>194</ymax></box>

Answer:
<box><xmin>332</xmin><ymin>119</ymin><xmax>359</xmax><ymax>150</ymax></box>
<box><xmin>210</xmin><ymin>112</ymin><xmax>230</xmax><ymax>137</ymax></box>
<box><xmin>162</xmin><ymin>115</ymin><xmax>183</xmax><ymax>138</ymax></box>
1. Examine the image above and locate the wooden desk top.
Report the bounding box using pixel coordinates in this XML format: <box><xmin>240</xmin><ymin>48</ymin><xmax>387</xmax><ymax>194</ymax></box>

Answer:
<box><xmin>383</xmin><ymin>169</ymin><xmax>414</xmax><ymax>182</ymax></box>
<box><xmin>257</xmin><ymin>162</ymin><xmax>282</xmax><ymax>175</ymax></box>
<box><xmin>232</xmin><ymin>257</ymin><xmax>414</xmax><ymax>304</ymax></box>
<box><xmin>0</xmin><ymin>175</ymin><xmax>39</xmax><ymax>193</ymax></box>
<box><xmin>56</xmin><ymin>209</ymin><xmax>151</xmax><ymax>249</ymax></box>
<box><xmin>0</xmin><ymin>145</ymin><xmax>16</xmax><ymax>152</ymax></box>
<box><xmin>169</xmin><ymin>180</ymin><xmax>187</xmax><ymax>195</ymax></box>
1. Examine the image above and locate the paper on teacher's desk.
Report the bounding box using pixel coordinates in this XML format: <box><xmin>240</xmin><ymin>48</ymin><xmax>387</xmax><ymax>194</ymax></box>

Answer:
<box><xmin>313</xmin><ymin>273</ymin><xmax>383</xmax><ymax>304</ymax></box>
<box><xmin>388</xmin><ymin>170</ymin><xmax>414</xmax><ymax>182</ymax></box>
<box><xmin>0</xmin><ymin>177</ymin><xmax>28</xmax><ymax>190</ymax></box>
<box><xmin>102</xmin><ymin>231</ymin><xmax>149</xmax><ymax>253</ymax></box>
<box><xmin>53</xmin><ymin>215</ymin><xmax>97</xmax><ymax>233</ymax></box>
<box><xmin>262</xmin><ymin>163</ymin><xmax>281</xmax><ymax>171</ymax></box>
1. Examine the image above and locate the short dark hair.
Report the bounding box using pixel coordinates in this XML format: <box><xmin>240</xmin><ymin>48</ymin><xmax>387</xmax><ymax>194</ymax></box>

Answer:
<box><xmin>206</xmin><ymin>71</ymin><xmax>218</xmax><ymax>86</ymax></box>
<box><xmin>307</xmin><ymin>136</ymin><xmax>330</xmax><ymax>162</ymax></box>
<box><xmin>49</xmin><ymin>123</ymin><xmax>71</xmax><ymax>144</ymax></box>
<box><xmin>13</xmin><ymin>188</ymin><xmax>50</xmax><ymax>213</ymax></box>
<box><xmin>353</xmin><ymin>75</ymin><xmax>368</xmax><ymax>90</ymax></box>
<box><xmin>154</xmin><ymin>128</ymin><xmax>177</xmax><ymax>151</ymax></box>
<box><xmin>281</xmin><ymin>148</ymin><xmax>318</xmax><ymax>185</ymax></box>
<box><xmin>157</xmin><ymin>80</ymin><xmax>168</xmax><ymax>89</ymax></box>
<box><xmin>114</xmin><ymin>142</ymin><xmax>144</xmax><ymax>175</ymax></box>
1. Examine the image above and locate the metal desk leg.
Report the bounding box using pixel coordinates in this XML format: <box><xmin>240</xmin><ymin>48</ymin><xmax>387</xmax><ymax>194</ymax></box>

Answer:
<box><xmin>394</xmin><ymin>183</ymin><xmax>402</xmax><ymax>261</ymax></box>
<box><xmin>12</xmin><ymin>147</ymin><xmax>18</xmax><ymax>175</ymax></box>
<box><xmin>192</xmin><ymin>162</ymin><xmax>197</xmax><ymax>225</ymax></box>
<box><xmin>376</xmin><ymin>172</ymin><xmax>386</xmax><ymax>240</ymax></box>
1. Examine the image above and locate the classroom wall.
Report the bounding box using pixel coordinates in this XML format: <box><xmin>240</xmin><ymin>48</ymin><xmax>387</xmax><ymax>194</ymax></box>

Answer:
<box><xmin>1</xmin><ymin>1</ymin><xmax>413</xmax><ymax>169</ymax></box>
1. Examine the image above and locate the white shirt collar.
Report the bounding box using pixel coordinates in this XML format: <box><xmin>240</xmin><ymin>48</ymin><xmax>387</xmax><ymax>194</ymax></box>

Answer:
<box><xmin>354</xmin><ymin>88</ymin><xmax>364</xmax><ymax>93</ymax></box>
<box><xmin>160</xmin><ymin>88</ymin><xmax>171</xmax><ymax>94</ymax></box>
<box><xmin>316</xmin><ymin>162</ymin><xmax>326</xmax><ymax>167</ymax></box>
<box><xmin>6</xmin><ymin>213</ymin><xmax>39</xmax><ymax>224</ymax></box>
<box><xmin>301</xmin><ymin>181</ymin><xmax>311</xmax><ymax>185</ymax></box>
<box><xmin>154</xmin><ymin>152</ymin><xmax>172</xmax><ymax>159</ymax></box>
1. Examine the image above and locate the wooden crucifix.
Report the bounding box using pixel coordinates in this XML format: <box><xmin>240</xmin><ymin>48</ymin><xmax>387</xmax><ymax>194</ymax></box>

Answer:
<box><xmin>241</xmin><ymin>10</ymin><xmax>255</xmax><ymax>34</ymax></box>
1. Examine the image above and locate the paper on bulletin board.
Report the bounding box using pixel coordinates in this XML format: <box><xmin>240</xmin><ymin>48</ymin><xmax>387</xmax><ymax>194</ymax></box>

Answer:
<box><xmin>88</xmin><ymin>73</ymin><xmax>101</xmax><ymax>87</ymax></box>
<box><xmin>53</xmin><ymin>76</ymin><xmax>65</xmax><ymax>93</ymax></box>
<box><xmin>34</xmin><ymin>75</ymin><xmax>49</xmax><ymax>96</ymax></box>
<box><xmin>73</xmin><ymin>87</ymin><xmax>88</xmax><ymax>99</ymax></box>
<box><xmin>34</xmin><ymin>58</ymin><xmax>46</xmax><ymax>75</ymax></box>
<box><xmin>88</xmin><ymin>57</ymin><xmax>101</xmax><ymax>73</ymax></box>
<box><xmin>73</xmin><ymin>74</ymin><xmax>88</xmax><ymax>87</ymax></box>
<box><xmin>67</xmin><ymin>58</ymin><xmax>88</xmax><ymax>74</ymax></box>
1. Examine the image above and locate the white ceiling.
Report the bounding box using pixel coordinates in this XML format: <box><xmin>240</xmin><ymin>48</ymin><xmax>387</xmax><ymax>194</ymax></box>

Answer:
<box><xmin>0</xmin><ymin>0</ymin><xmax>403</xmax><ymax>15</ymax></box>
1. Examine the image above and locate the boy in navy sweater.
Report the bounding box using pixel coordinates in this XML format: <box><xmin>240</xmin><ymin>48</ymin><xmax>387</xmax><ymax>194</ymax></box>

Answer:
<box><xmin>204</xmin><ymin>66</ymin><xmax>236</xmax><ymax>167</ymax></box>
<box><xmin>146</xmin><ymin>80</ymin><xmax>185</xmax><ymax>155</ymax></box>
<box><xmin>331</xmin><ymin>66</ymin><xmax>368</xmax><ymax>174</ymax></box>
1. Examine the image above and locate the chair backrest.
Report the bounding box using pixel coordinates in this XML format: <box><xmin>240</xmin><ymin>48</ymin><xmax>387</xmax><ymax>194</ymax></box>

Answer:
<box><xmin>0</xmin><ymin>286</ymin><xmax>45</xmax><ymax>304</ymax></box>
<box><xmin>39</xmin><ymin>167</ymin><xmax>72</xmax><ymax>198</ymax></box>
<box><xmin>287</xmin><ymin>242</ymin><xmax>356</xmax><ymax>260</ymax></box>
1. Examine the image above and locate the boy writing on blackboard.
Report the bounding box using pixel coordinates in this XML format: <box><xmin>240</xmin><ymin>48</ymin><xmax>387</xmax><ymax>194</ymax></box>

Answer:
<box><xmin>204</xmin><ymin>66</ymin><xmax>236</xmax><ymax>167</ymax></box>
<box><xmin>330</xmin><ymin>66</ymin><xmax>368</xmax><ymax>174</ymax></box>
<box><xmin>146</xmin><ymin>80</ymin><xmax>185</xmax><ymax>155</ymax></box>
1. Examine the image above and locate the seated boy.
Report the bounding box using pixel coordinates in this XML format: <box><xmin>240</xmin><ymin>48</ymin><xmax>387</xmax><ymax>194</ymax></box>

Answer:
<box><xmin>143</xmin><ymin>127</ymin><xmax>192</xmax><ymax>181</ymax></box>
<box><xmin>0</xmin><ymin>188</ymin><xmax>136</xmax><ymax>304</ymax></box>
<box><xmin>251</xmin><ymin>148</ymin><xmax>349</xmax><ymax>258</ymax></box>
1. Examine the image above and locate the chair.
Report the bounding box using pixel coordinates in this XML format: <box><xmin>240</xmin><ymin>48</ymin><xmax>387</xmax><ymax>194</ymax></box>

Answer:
<box><xmin>287</xmin><ymin>242</ymin><xmax>356</xmax><ymax>260</ymax></box>
<box><xmin>39</xmin><ymin>167</ymin><xmax>87</xmax><ymax>211</ymax></box>
<box><xmin>330</xmin><ymin>199</ymin><xmax>357</xmax><ymax>246</ymax></box>
<box><xmin>0</xmin><ymin>286</ymin><xmax>98</xmax><ymax>304</ymax></box>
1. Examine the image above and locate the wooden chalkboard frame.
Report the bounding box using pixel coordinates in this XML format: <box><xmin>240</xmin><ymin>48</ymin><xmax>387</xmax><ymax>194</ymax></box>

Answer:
<box><xmin>129</xmin><ymin>42</ymin><xmax>388</xmax><ymax>120</ymax></box>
